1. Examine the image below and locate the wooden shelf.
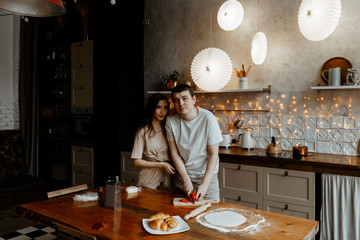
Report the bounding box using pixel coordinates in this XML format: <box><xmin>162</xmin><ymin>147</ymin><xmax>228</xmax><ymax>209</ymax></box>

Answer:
<box><xmin>147</xmin><ymin>85</ymin><xmax>271</xmax><ymax>94</ymax></box>
<box><xmin>311</xmin><ymin>85</ymin><xmax>360</xmax><ymax>90</ymax></box>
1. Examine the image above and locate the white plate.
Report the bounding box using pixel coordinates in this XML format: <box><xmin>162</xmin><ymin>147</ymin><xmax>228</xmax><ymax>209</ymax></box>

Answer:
<box><xmin>142</xmin><ymin>215</ymin><xmax>190</xmax><ymax>235</ymax></box>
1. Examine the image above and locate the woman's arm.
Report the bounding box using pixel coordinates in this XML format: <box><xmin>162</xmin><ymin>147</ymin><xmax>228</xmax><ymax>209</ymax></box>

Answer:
<box><xmin>133</xmin><ymin>158</ymin><xmax>175</xmax><ymax>174</ymax></box>
<box><xmin>196</xmin><ymin>143</ymin><xmax>219</xmax><ymax>200</ymax></box>
<box><xmin>168</xmin><ymin>140</ymin><xmax>193</xmax><ymax>194</ymax></box>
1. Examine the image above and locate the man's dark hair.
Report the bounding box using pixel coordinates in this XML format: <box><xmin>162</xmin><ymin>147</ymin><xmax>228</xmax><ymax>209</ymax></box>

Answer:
<box><xmin>171</xmin><ymin>84</ymin><xmax>194</xmax><ymax>100</ymax></box>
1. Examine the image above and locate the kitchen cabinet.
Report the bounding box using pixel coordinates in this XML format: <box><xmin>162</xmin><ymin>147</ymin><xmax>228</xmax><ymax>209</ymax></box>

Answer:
<box><xmin>219</xmin><ymin>162</ymin><xmax>263</xmax><ymax>209</ymax></box>
<box><xmin>71</xmin><ymin>40</ymin><xmax>93</xmax><ymax>109</ymax></box>
<box><xmin>120</xmin><ymin>151</ymin><xmax>140</xmax><ymax>184</ymax></box>
<box><xmin>38</xmin><ymin>41</ymin><xmax>71</xmax><ymax>183</ymax></box>
<box><xmin>71</xmin><ymin>146</ymin><xmax>94</xmax><ymax>188</ymax></box>
<box><xmin>219</xmin><ymin>162</ymin><xmax>315</xmax><ymax>220</ymax></box>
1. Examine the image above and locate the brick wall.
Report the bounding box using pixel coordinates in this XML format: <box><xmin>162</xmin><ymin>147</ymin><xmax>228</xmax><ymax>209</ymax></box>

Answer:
<box><xmin>0</xmin><ymin>101</ymin><xmax>19</xmax><ymax>130</ymax></box>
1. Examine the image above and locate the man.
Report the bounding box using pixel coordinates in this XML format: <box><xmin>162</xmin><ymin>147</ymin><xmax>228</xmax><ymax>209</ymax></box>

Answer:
<box><xmin>165</xmin><ymin>84</ymin><xmax>223</xmax><ymax>201</ymax></box>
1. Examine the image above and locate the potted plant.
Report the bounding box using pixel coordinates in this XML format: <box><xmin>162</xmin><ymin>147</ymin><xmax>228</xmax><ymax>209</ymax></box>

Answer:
<box><xmin>160</xmin><ymin>71</ymin><xmax>179</xmax><ymax>90</ymax></box>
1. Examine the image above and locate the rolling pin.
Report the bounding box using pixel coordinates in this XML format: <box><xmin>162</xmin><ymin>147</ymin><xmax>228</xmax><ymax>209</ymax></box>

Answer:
<box><xmin>184</xmin><ymin>203</ymin><xmax>211</xmax><ymax>220</ymax></box>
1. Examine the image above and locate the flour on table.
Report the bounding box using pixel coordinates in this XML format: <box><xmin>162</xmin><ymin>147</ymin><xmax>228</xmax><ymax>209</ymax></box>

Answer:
<box><xmin>204</xmin><ymin>211</ymin><xmax>246</xmax><ymax>227</ymax></box>
<box><xmin>196</xmin><ymin>208</ymin><xmax>269</xmax><ymax>234</ymax></box>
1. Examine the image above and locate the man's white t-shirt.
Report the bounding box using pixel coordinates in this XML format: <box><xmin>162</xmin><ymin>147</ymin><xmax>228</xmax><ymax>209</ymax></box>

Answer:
<box><xmin>165</xmin><ymin>107</ymin><xmax>223</xmax><ymax>178</ymax></box>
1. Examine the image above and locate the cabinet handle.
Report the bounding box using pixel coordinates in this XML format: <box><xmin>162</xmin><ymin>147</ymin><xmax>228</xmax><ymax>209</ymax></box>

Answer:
<box><xmin>285</xmin><ymin>204</ymin><xmax>288</xmax><ymax>210</ymax></box>
<box><xmin>237</xmin><ymin>165</ymin><xmax>241</xmax><ymax>170</ymax></box>
<box><xmin>237</xmin><ymin>196</ymin><xmax>241</xmax><ymax>201</ymax></box>
<box><xmin>284</xmin><ymin>171</ymin><xmax>288</xmax><ymax>176</ymax></box>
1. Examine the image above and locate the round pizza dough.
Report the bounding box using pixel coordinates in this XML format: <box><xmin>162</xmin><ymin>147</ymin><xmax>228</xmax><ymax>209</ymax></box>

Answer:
<box><xmin>204</xmin><ymin>211</ymin><xmax>247</xmax><ymax>227</ymax></box>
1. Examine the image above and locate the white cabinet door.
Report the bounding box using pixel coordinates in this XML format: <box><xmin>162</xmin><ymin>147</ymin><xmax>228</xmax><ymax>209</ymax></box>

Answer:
<box><xmin>219</xmin><ymin>162</ymin><xmax>262</xmax><ymax>209</ymax></box>
<box><xmin>120</xmin><ymin>151</ymin><xmax>140</xmax><ymax>184</ymax></box>
<box><xmin>71</xmin><ymin>146</ymin><xmax>94</xmax><ymax>188</ymax></box>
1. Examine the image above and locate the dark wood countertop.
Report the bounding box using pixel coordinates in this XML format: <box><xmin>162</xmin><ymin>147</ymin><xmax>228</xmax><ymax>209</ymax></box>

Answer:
<box><xmin>219</xmin><ymin>147</ymin><xmax>360</xmax><ymax>177</ymax></box>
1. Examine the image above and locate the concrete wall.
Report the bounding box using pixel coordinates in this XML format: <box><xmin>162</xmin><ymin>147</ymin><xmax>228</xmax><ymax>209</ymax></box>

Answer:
<box><xmin>0</xmin><ymin>15</ymin><xmax>20</xmax><ymax>130</ymax></box>
<box><xmin>144</xmin><ymin>0</ymin><xmax>360</xmax><ymax>91</ymax></box>
<box><xmin>144</xmin><ymin>1</ymin><xmax>360</xmax><ymax>156</ymax></box>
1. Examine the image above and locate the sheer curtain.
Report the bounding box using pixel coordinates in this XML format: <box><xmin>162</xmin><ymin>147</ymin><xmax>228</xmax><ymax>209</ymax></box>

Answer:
<box><xmin>20</xmin><ymin>18</ymin><xmax>39</xmax><ymax>177</ymax></box>
<box><xmin>320</xmin><ymin>174</ymin><xmax>360</xmax><ymax>239</ymax></box>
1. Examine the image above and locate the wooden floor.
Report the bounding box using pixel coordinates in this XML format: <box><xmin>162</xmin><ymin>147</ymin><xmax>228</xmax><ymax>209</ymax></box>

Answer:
<box><xmin>0</xmin><ymin>176</ymin><xmax>69</xmax><ymax>235</ymax></box>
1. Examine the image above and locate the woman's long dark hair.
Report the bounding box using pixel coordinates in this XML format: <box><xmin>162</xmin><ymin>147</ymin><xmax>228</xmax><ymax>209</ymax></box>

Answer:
<box><xmin>136</xmin><ymin>93</ymin><xmax>169</xmax><ymax>137</ymax></box>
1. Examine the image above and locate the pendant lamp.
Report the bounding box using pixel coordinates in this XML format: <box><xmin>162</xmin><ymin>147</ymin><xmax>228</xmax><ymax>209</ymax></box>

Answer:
<box><xmin>191</xmin><ymin>48</ymin><xmax>233</xmax><ymax>92</ymax></box>
<box><xmin>298</xmin><ymin>0</ymin><xmax>341</xmax><ymax>41</ymax></box>
<box><xmin>251</xmin><ymin>32</ymin><xmax>267</xmax><ymax>65</ymax></box>
<box><xmin>0</xmin><ymin>0</ymin><xmax>66</xmax><ymax>17</ymax></box>
<box><xmin>217</xmin><ymin>0</ymin><xmax>244</xmax><ymax>31</ymax></box>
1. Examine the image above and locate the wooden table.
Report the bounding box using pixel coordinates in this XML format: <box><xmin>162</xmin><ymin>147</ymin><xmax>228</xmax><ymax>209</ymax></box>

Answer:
<box><xmin>18</xmin><ymin>186</ymin><xmax>318</xmax><ymax>239</ymax></box>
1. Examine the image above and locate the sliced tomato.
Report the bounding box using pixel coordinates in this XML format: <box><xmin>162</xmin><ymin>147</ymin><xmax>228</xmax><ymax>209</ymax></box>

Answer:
<box><xmin>179</xmin><ymin>198</ymin><xmax>190</xmax><ymax>203</ymax></box>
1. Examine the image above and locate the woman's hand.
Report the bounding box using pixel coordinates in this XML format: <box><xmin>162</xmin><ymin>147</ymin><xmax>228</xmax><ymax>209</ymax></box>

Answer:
<box><xmin>162</xmin><ymin>162</ymin><xmax>175</xmax><ymax>175</ymax></box>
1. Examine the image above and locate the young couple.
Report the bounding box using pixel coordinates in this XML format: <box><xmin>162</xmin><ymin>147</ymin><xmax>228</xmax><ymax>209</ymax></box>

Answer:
<box><xmin>131</xmin><ymin>84</ymin><xmax>223</xmax><ymax>201</ymax></box>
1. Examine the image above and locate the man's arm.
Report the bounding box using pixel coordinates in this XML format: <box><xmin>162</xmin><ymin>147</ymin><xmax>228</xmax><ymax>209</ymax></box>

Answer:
<box><xmin>196</xmin><ymin>143</ymin><xmax>219</xmax><ymax>200</ymax></box>
<box><xmin>167</xmin><ymin>140</ymin><xmax>194</xmax><ymax>194</ymax></box>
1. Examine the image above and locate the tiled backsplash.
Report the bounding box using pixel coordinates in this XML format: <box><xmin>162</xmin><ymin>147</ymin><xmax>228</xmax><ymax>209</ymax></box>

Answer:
<box><xmin>196</xmin><ymin>89</ymin><xmax>360</xmax><ymax>156</ymax></box>
<box><xmin>0</xmin><ymin>101</ymin><xmax>19</xmax><ymax>130</ymax></box>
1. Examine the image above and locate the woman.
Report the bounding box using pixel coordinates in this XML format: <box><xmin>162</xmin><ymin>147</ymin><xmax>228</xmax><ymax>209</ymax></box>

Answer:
<box><xmin>131</xmin><ymin>93</ymin><xmax>175</xmax><ymax>189</ymax></box>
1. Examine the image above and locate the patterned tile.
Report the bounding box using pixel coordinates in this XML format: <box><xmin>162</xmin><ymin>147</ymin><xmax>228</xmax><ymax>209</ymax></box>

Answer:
<box><xmin>281</xmin><ymin>115</ymin><xmax>293</xmax><ymax>126</ymax></box>
<box><xmin>331</xmin><ymin>116</ymin><xmax>344</xmax><ymax>129</ymax></box>
<box><xmin>280</xmin><ymin>126</ymin><xmax>292</xmax><ymax>139</ymax></box>
<box><xmin>0</xmin><ymin>225</ymin><xmax>56</xmax><ymax>240</ymax></box>
<box><xmin>304</xmin><ymin>128</ymin><xmax>317</xmax><ymax>140</ymax></box>
<box><xmin>270</xmin><ymin>127</ymin><xmax>281</xmax><ymax>138</ymax></box>
<box><xmin>317</xmin><ymin>117</ymin><xmax>331</xmax><ymax>128</ymax></box>
<box><xmin>329</xmin><ymin>142</ymin><xmax>343</xmax><ymax>155</ymax></box>
<box><xmin>279</xmin><ymin>138</ymin><xmax>292</xmax><ymax>151</ymax></box>
<box><xmin>270</xmin><ymin>115</ymin><xmax>281</xmax><ymax>127</ymax></box>
<box><xmin>342</xmin><ymin>142</ymin><xmax>358</xmax><ymax>156</ymax></box>
<box><xmin>293</xmin><ymin>127</ymin><xmax>305</xmax><ymax>139</ymax></box>
<box><xmin>317</xmin><ymin>129</ymin><xmax>329</xmax><ymax>141</ymax></box>
<box><xmin>293</xmin><ymin>116</ymin><xmax>305</xmax><ymax>129</ymax></box>
<box><xmin>305</xmin><ymin>140</ymin><xmax>316</xmax><ymax>152</ymax></box>
<box><xmin>316</xmin><ymin>141</ymin><xmax>329</xmax><ymax>154</ymax></box>
<box><xmin>304</xmin><ymin>117</ymin><xmax>316</xmax><ymax>128</ymax></box>
<box><xmin>344</xmin><ymin>116</ymin><xmax>357</xmax><ymax>129</ymax></box>
<box><xmin>259</xmin><ymin>127</ymin><xmax>270</xmax><ymax>137</ymax></box>
<box><xmin>258</xmin><ymin>115</ymin><xmax>270</xmax><ymax>126</ymax></box>
<box><xmin>343</xmin><ymin>129</ymin><xmax>358</xmax><ymax>143</ymax></box>
<box><xmin>329</xmin><ymin>129</ymin><xmax>344</xmax><ymax>142</ymax></box>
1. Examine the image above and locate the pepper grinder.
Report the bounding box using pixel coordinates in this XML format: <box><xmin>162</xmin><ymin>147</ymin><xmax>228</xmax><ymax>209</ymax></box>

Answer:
<box><xmin>105</xmin><ymin>176</ymin><xmax>122</xmax><ymax>209</ymax></box>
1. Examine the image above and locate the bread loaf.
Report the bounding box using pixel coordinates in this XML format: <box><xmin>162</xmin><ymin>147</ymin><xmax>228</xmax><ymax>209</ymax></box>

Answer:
<box><xmin>148</xmin><ymin>212</ymin><xmax>179</xmax><ymax>231</ymax></box>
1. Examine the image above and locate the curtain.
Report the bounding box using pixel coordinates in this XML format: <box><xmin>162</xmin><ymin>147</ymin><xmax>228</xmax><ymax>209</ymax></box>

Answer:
<box><xmin>19</xmin><ymin>18</ymin><xmax>39</xmax><ymax>177</ymax></box>
<box><xmin>320</xmin><ymin>174</ymin><xmax>360</xmax><ymax>240</ymax></box>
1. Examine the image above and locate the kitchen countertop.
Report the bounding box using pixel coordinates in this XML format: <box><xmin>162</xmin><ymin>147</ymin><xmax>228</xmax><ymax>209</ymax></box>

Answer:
<box><xmin>219</xmin><ymin>147</ymin><xmax>360</xmax><ymax>177</ymax></box>
<box><xmin>18</xmin><ymin>185</ymin><xmax>318</xmax><ymax>239</ymax></box>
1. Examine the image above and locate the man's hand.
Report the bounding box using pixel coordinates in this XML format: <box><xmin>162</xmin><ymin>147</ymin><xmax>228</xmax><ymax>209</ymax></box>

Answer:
<box><xmin>196</xmin><ymin>183</ymin><xmax>209</xmax><ymax>201</ymax></box>
<box><xmin>183</xmin><ymin>178</ymin><xmax>194</xmax><ymax>194</ymax></box>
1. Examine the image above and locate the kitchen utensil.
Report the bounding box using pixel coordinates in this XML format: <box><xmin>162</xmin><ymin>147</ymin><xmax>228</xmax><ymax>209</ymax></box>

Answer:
<box><xmin>184</xmin><ymin>203</ymin><xmax>211</xmax><ymax>220</ymax></box>
<box><xmin>322</xmin><ymin>67</ymin><xmax>341</xmax><ymax>86</ymax></box>
<box><xmin>266</xmin><ymin>136</ymin><xmax>282</xmax><ymax>154</ymax></box>
<box><xmin>173</xmin><ymin>198</ymin><xmax>218</xmax><ymax>206</ymax></box>
<box><xmin>238</xmin><ymin>128</ymin><xmax>254</xmax><ymax>150</ymax></box>
<box><xmin>220</xmin><ymin>134</ymin><xmax>231</xmax><ymax>148</ymax></box>
<box><xmin>345</xmin><ymin>68</ymin><xmax>359</xmax><ymax>85</ymax></box>
<box><xmin>104</xmin><ymin>176</ymin><xmax>122</xmax><ymax>209</ymax></box>
<box><xmin>321</xmin><ymin>57</ymin><xmax>352</xmax><ymax>85</ymax></box>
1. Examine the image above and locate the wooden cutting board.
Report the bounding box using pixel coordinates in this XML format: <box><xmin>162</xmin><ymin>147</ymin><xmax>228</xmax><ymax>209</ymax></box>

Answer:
<box><xmin>173</xmin><ymin>197</ymin><xmax>219</xmax><ymax>206</ymax></box>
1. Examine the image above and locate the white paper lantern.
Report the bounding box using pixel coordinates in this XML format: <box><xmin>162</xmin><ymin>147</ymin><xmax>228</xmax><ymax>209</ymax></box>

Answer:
<box><xmin>217</xmin><ymin>0</ymin><xmax>244</xmax><ymax>31</ymax></box>
<box><xmin>191</xmin><ymin>48</ymin><xmax>232</xmax><ymax>92</ymax></box>
<box><xmin>298</xmin><ymin>0</ymin><xmax>341</xmax><ymax>41</ymax></box>
<box><xmin>251</xmin><ymin>32</ymin><xmax>267</xmax><ymax>65</ymax></box>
